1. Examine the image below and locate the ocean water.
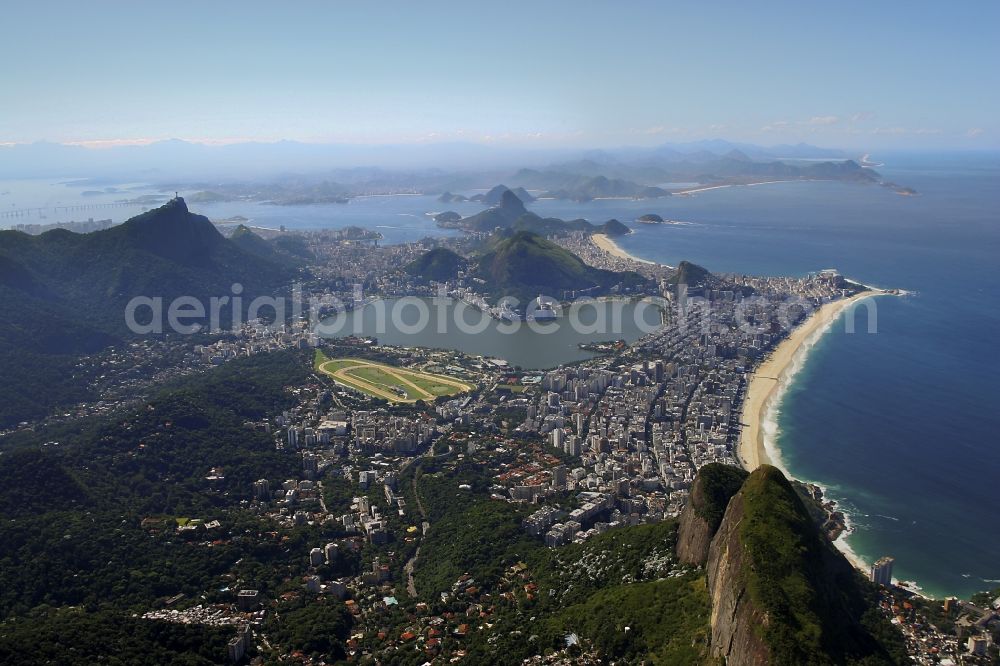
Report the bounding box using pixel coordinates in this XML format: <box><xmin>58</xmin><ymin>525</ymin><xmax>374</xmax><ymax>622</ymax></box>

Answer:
<box><xmin>3</xmin><ymin>155</ymin><xmax>997</xmax><ymax>596</ymax></box>
<box><xmin>608</xmin><ymin>153</ymin><xmax>1000</xmax><ymax>598</ymax></box>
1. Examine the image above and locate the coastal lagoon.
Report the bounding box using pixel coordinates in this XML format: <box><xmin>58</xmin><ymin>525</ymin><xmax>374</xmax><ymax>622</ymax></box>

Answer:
<box><xmin>5</xmin><ymin>153</ymin><xmax>999</xmax><ymax>596</ymax></box>
<box><xmin>320</xmin><ymin>297</ymin><xmax>663</xmax><ymax>369</ymax></box>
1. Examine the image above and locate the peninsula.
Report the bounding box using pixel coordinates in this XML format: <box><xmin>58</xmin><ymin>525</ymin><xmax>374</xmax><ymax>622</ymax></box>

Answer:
<box><xmin>0</xmin><ymin>199</ymin><xmax>926</xmax><ymax>666</ymax></box>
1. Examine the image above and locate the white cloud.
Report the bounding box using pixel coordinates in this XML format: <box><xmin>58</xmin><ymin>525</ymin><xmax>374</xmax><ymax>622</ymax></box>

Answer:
<box><xmin>760</xmin><ymin>120</ymin><xmax>790</xmax><ymax>132</ymax></box>
<box><xmin>631</xmin><ymin>126</ymin><xmax>684</xmax><ymax>136</ymax></box>
<box><xmin>967</xmin><ymin>127</ymin><xmax>985</xmax><ymax>137</ymax></box>
<box><xmin>803</xmin><ymin>115</ymin><xmax>839</xmax><ymax>126</ymax></box>
<box><xmin>871</xmin><ymin>127</ymin><xmax>907</xmax><ymax>135</ymax></box>
<box><xmin>64</xmin><ymin>138</ymin><xmax>161</xmax><ymax>148</ymax></box>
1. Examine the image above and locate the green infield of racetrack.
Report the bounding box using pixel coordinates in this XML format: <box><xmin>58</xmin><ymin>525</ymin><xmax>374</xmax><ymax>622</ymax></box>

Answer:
<box><xmin>314</xmin><ymin>351</ymin><xmax>474</xmax><ymax>403</ymax></box>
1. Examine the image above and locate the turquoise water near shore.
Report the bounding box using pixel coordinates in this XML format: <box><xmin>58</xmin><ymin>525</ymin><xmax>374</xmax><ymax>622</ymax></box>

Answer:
<box><xmin>4</xmin><ymin>153</ymin><xmax>997</xmax><ymax>597</ymax></box>
<box><xmin>607</xmin><ymin>154</ymin><xmax>1000</xmax><ymax>598</ymax></box>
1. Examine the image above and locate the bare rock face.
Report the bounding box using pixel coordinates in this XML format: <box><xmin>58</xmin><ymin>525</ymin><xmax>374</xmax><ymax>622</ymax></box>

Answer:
<box><xmin>698</xmin><ymin>465</ymin><xmax>902</xmax><ymax>666</ymax></box>
<box><xmin>676</xmin><ymin>493</ymin><xmax>714</xmax><ymax>567</ymax></box>
<box><xmin>705</xmin><ymin>490</ymin><xmax>772</xmax><ymax>666</ymax></box>
<box><xmin>676</xmin><ymin>463</ymin><xmax>748</xmax><ymax>567</ymax></box>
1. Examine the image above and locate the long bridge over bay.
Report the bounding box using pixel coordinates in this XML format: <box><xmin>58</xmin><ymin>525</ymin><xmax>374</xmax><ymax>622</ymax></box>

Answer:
<box><xmin>0</xmin><ymin>200</ymin><xmax>148</xmax><ymax>219</ymax></box>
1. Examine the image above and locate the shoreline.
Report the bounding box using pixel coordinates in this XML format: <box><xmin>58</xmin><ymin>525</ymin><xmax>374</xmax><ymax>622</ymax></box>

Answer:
<box><xmin>591</xmin><ymin>233</ymin><xmax>660</xmax><ymax>266</ymax></box>
<box><xmin>738</xmin><ymin>290</ymin><xmax>885</xmax><ymax>471</ymax></box>
<box><xmin>588</xmin><ymin>228</ymin><xmax>907</xmax><ymax>583</ymax></box>
<box><xmin>583</xmin><ymin>225</ymin><xmax>922</xmax><ymax>590</ymax></box>
<box><xmin>737</xmin><ymin>289</ymin><xmax>896</xmax><ymax>576</ymax></box>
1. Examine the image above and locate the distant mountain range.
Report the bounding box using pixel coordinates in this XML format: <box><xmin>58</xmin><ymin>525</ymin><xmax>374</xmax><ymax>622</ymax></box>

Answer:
<box><xmin>0</xmin><ymin>138</ymin><xmax>906</xmax><ymax>205</ymax></box>
<box><xmin>436</xmin><ymin>189</ymin><xmax>587</xmax><ymax>234</ymax></box>
<box><xmin>503</xmin><ymin>173</ymin><xmax>671</xmax><ymax>202</ymax></box>
<box><xmin>0</xmin><ymin>138</ymin><xmax>862</xmax><ymax>181</ymax></box>
<box><xmin>512</xmin><ymin>155</ymin><xmax>880</xmax><ymax>192</ymax></box>
<box><xmin>160</xmin><ymin>145</ymin><xmax>898</xmax><ymax>208</ymax></box>
<box><xmin>439</xmin><ymin>184</ymin><xmax>536</xmax><ymax>205</ymax></box>
<box><xmin>431</xmin><ymin>148</ymin><xmax>877</xmax><ymax>205</ymax></box>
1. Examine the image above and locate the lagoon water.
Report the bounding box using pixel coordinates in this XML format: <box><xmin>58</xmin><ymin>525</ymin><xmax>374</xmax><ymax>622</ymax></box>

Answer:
<box><xmin>4</xmin><ymin>152</ymin><xmax>998</xmax><ymax>596</ymax></box>
<box><xmin>314</xmin><ymin>160</ymin><xmax>999</xmax><ymax>597</ymax></box>
<box><xmin>320</xmin><ymin>297</ymin><xmax>663</xmax><ymax>369</ymax></box>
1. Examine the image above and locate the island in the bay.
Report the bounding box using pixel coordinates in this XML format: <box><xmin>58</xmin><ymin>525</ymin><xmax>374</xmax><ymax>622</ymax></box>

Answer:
<box><xmin>0</xmin><ymin>196</ymin><xmax>990</xmax><ymax>666</ymax></box>
<box><xmin>99</xmin><ymin>140</ymin><xmax>917</xmax><ymax>212</ymax></box>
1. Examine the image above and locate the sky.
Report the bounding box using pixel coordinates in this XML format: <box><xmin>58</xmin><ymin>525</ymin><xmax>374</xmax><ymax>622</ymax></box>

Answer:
<box><xmin>2</xmin><ymin>0</ymin><xmax>998</xmax><ymax>150</ymax></box>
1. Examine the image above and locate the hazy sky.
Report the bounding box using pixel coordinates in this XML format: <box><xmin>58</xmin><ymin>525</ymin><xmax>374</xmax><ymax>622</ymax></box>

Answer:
<box><xmin>3</xmin><ymin>0</ymin><xmax>997</xmax><ymax>149</ymax></box>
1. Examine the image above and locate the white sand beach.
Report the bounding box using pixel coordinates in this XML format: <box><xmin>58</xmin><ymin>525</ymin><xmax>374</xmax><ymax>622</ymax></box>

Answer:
<box><xmin>591</xmin><ymin>233</ymin><xmax>658</xmax><ymax>265</ymax></box>
<box><xmin>737</xmin><ymin>291</ymin><xmax>883</xmax><ymax>471</ymax></box>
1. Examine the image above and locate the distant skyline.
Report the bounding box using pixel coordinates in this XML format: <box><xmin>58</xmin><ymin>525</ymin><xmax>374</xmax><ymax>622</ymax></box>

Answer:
<box><xmin>2</xmin><ymin>1</ymin><xmax>998</xmax><ymax>150</ymax></box>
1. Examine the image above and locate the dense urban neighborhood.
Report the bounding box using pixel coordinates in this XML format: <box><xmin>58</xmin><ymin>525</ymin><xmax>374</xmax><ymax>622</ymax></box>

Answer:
<box><xmin>0</xmin><ymin>199</ymin><xmax>996</xmax><ymax>665</ymax></box>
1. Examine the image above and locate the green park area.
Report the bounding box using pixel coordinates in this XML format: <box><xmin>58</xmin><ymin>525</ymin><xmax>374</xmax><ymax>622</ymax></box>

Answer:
<box><xmin>315</xmin><ymin>351</ymin><xmax>474</xmax><ymax>403</ymax></box>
